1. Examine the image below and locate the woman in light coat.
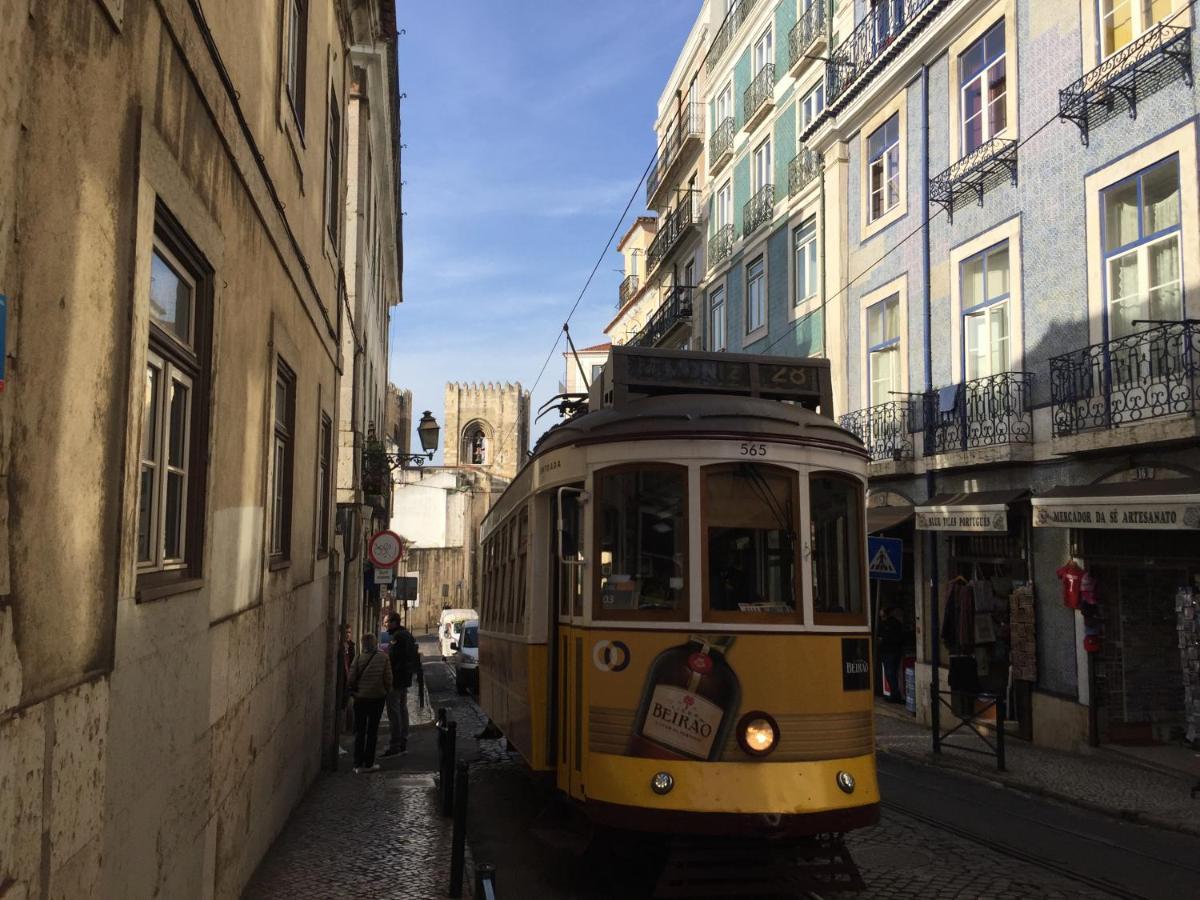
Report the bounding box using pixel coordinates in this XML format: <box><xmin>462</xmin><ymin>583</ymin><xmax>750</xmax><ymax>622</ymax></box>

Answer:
<box><xmin>348</xmin><ymin>632</ymin><xmax>393</xmax><ymax>773</ymax></box>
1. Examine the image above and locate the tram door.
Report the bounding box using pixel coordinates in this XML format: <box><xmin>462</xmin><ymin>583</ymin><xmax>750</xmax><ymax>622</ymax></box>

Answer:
<box><xmin>550</xmin><ymin>487</ymin><xmax>585</xmax><ymax>797</ymax></box>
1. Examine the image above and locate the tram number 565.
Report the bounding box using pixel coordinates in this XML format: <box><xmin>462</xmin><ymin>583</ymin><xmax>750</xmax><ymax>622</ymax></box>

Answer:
<box><xmin>739</xmin><ymin>442</ymin><xmax>767</xmax><ymax>457</ymax></box>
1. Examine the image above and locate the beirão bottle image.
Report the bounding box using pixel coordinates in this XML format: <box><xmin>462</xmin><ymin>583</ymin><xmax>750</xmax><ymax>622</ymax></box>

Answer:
<box><xmin>627</xmin><ymin>634</ymin><xmax>740</xmax><ymax>761</ymax></box>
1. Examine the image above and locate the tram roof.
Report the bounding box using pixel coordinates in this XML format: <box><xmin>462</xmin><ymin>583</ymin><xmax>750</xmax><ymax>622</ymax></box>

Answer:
<box><xmin>534</xmin><ymin>392</ymin><xmax>863</xmax><ymax>456</ymax></box>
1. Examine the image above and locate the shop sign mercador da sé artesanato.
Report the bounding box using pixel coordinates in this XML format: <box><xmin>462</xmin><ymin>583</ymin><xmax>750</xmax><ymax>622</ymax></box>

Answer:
<box><xmin>1033</xmin><ymin>501</ymin><xmax>1200</xmax><ymax>530</ymax></box>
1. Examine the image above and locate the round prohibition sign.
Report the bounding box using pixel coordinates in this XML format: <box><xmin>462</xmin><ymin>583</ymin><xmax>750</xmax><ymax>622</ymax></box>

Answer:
<box><xmin>367</xmin><ymin>530</ymin><xmax>404</xmax><ymax>567</ymax></box>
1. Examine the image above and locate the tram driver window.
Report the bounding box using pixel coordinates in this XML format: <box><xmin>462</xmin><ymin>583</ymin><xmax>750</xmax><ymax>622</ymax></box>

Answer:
<box><xmin>596</xmin><ymin>466</ymin><xmax>687</xmax><ymax>619</ymax></box>
<box><xmin>810</xmin><ymin>474</ymin><xmax>865</xmax><ymax>622</ymax></box>
<box><xmin>705</xmin><ymin>464</ymin><xmax>800</xmax><ymax>618</ymax></box>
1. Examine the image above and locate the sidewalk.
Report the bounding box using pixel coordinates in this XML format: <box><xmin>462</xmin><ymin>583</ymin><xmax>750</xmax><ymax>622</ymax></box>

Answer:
<box><xmin>243</xmin><ymin>644</ymin><xmax>490</xmax><ymax>899</ymax></box>
<box><xmin>873</xmin><ymin>702</ymin><xmax>1200</xmax><ymax>837</ymax></box>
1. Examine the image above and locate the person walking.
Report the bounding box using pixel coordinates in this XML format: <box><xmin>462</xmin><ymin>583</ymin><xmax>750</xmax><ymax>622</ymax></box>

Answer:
<box><xmin>878</xmin><ymin>606</ymin><xmax>905</xmax><ymax>703</ymax></box>
<box><xmin>347</xmin><ymin>632</ymin><xmax>392</xmax><ymax>773</ymax></box>
<box><xmin>337</xmin><ymin>624</ymin><xmax>356</xmax><ymax>735</ymax></box>
<box><xmin>380</xmin><ymin>612</ymin><xmax>422</xmax><ymax>758</ymax></box>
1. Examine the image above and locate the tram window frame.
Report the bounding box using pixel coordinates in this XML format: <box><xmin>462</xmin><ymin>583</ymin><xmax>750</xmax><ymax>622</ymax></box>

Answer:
<box><xmin>515</xmin><ymin>506</ymin><xmax>529</xmax><ymax>632</ymax></box>
<box><xmin>701</xmin><ymin>463</ymin><xmax>805</xmax><ymax>625</ymax></box>
<box><xmin>809</xmin><ymin>472</ymin><xmax>868</xmax><ymax>626</ymax></box>
<box><xmin>592</xmin><ymin>463</ymin><xmax>690</xmax><ymax>623</ymax></box>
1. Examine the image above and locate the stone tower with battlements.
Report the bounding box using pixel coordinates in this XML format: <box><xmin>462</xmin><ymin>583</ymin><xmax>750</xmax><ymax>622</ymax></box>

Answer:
<box><xmin>443</xmin><ymin>382</ymin><xmax>531</xmax><ymax>481</ymax></box>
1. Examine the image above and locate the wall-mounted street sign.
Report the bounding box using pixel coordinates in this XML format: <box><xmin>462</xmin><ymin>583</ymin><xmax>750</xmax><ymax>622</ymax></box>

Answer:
<box><xmin>867</xmin><ymin>536</ymin><xmax>903</xmax><ymax>582</ymax></box>
<box><xmin>373</xmin><ymin>567</ymin><xmax>394</xmax><ymax>585</ymax></box>
<box><xmin>367</xmin><ymin>530</ymin><xmax>404</xmax><ymax>567</ymax></box>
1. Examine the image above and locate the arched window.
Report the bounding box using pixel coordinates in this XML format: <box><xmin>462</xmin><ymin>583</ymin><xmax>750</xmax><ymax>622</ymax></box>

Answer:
<box><xmin>461</xmin><ymin>422</ymin><xmax>488</xmax><ymax>465</ymax></box>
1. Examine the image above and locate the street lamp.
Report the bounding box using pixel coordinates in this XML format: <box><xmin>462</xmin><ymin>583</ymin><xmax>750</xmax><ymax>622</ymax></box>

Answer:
<box><xmin>362</xmin><ymin>411</ymin><xmax>440</xmax><ymax>478</ymax></box>
<box><xmin>416</xmin><ymin>410</ymin><xmax>440</xmax><ymax>459</ymax></box>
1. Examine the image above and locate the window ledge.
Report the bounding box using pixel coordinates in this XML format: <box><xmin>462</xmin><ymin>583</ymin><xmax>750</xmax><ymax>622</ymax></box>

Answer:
<box><xmin>744</xmin><ymin>324</ymin><xmax>768</xmax><ymax>346</ymax></box>
<box><xmin>790</xmin><ymin>294</ymin><xmax>822</xmax><ymax>322</ymax></box>
<box><xmin>268</xmin><ymin>557</ymin><xmax>292</xmax><ymax>572</ymax></box>
<box><xmin>862</xmin><ymin>202</ymin><xmax>906</xmax><ymax>242</ymax></box>
<box><xmin>136</xmin><ymin>575</ymin><xmax>204</xmax><ymax>604</ymax></box>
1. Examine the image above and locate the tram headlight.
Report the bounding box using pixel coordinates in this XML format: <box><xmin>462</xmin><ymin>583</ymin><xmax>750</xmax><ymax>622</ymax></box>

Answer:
<box><xmin>650</xmin><ymin>771</ymin><xmax>674</xmax><ymax>795</ymax></box>
<box><xmin>836</xmin><ymin>770</ymin><xmax>856</xmax><ymax>794</ymax></box>
<box><xmin>736</xmin><ymin>711</ymin><xmax>779</xmax><ymax>757</ymax></box>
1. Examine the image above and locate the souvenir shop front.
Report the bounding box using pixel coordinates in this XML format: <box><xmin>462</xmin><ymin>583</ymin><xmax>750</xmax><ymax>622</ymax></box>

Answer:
<box><xmin>867</xmin><ymin>492</ymin><xmax>918</xmax><ymax>702</ymax></box>
<box><xmin>916</xmin><ymin>490</ymin><xmax>1035</xmax><ymax>739</ymax></box>
<box><xmin>1032</xmin><ymin>476</ymin><xmax>1200</xmax><ymax>749</ymax></box>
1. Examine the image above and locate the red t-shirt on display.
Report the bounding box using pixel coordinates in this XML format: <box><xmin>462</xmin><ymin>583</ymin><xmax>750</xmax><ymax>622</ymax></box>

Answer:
<box><xmin>1056</xmin><ymin>561</ymin><xmax>1084</xmax><ymax>609</ymax></box>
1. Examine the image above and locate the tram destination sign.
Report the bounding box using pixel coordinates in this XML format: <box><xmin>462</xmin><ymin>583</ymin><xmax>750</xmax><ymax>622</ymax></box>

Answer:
<box><xmin>614</xmin><ymin>347</ymin><xmax>832</xmax><ymax>411</ymax></box>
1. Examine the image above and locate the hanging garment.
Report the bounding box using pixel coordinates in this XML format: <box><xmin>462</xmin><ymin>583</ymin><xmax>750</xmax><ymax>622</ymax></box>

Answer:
<box><xmin>1056</xmin><ymin>560</ymin><xmax>1084</xmax><ymax>609</ymax></box>
<box><xmin>941</xmin><ymin>580</ymin><xmax>976</xmax><ymax>651</ymax></box>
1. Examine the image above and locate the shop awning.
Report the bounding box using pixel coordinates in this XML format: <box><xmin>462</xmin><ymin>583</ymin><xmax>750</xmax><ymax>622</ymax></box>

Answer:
<box><xmin>915</xmin><ymin>490</ymin><xmax>1028</xmax><ymax>533</ymax></box>
<box><xmin>867</xmin><ymin>505</ymin><xmax>914</xmax><ymax>534</ymax></box>
<box><xmin>1032</xmin><ymin>478</ymin><xmax>1200</xmax><ymax>530</ymax></box>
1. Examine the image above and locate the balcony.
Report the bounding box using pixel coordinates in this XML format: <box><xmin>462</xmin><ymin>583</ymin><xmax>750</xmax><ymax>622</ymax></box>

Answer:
<box><xmin>743</xmin><ymin>64</ymin><xmax>776</xmax><ymax>132</ymax></box>
<box><xmin>922</xmin><ymin>372</ymin><xmax>1033</xmax><ymax>464</ymax></box>
<box><xmin>1059</xmin><ymin>23</ymin><xmax>1192</xmax><ymax>146</ymax></box>
<box><xmin>646</xmin><ymin>103</ymin><xmax>704</xmax><ymax>209</ymax></box>
<box><xmin>1049</xmin><ymin>321</ymin><xmax>1200</xmax><ymax>449</ymax></box>
<box><xmin>928</xmin><ymin>137</ymin><xmax>1017</xmax><ymax>223</ymax></box>
<box><xmin>826</xmin><ymin>0</ymin><xmax>950</xmax><ymax>108</ymax></box>
<box><xmin>618</xmin><ymin>273</ymin><xmax>640</xmax><ymax>308</ymax></box>
<box><xmin>709</xmin><ymin>116</ymin><xmax>736</xmax><ymax>174</ymax></box>
<box><xmin>708</xmin><ymin>223</ymin><xmax>735</xmax><ymax>270</ymax></box>
<box><xmin>707</xmin><ymin>0</ymin><xmax>761</xmax><ymax>73</ymax></box>
<box><xmin>788</xmin><ymin>2</ymin><xmax>827</xmax><ymax>76</ymax></box>
<box><xmin>788</xmin><ymin>146</ymin><xmax>822</xmax><ymax>198</ymax></box>
<box><xmin>646</xmin><ymin>190</ymin><xmax>699</xmax><ymax>274</ymax></box>
<box><xmin>839</xmin><ymin>401</ymin><xmax>915</xmax><ymax>463</ymax></box>
<box><xmin>630</xmin><ymin>286</ymin><xmax>694</xmax><ymax>349</ymax></box>
<box><xmin>742</xmin><ymin>184</ymin><xmax>774</xmax><ymax>238</ymax></box>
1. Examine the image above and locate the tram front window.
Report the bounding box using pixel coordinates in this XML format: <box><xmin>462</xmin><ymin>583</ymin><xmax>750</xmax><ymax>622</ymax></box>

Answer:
<box><xmin>811</xmin><ymin>474</ymin><xmax>865</xmax><ymax>621</ymax></box>
<box><xmin>705</xmin><ymin>464</ymin><xmax>799</xmax><ymax>616</ymax></box>
<box><xmin>596</xmin><ymin>466</ymin><xmax>687</xmax><ymax>618</ymax></box>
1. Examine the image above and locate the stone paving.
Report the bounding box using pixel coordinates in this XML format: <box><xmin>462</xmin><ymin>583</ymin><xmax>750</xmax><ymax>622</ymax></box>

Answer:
<box><xmin>873</xmin><ymin>704</ymin><xmax>1200</xmax><ymax>836</ymax></box>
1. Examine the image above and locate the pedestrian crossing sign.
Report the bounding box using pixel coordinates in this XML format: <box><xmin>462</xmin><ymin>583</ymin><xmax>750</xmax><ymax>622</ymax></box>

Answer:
<box><xmin>868</xmin><ymin>536</ymin><xmax>903</xmax><ymax>582</ymax></box>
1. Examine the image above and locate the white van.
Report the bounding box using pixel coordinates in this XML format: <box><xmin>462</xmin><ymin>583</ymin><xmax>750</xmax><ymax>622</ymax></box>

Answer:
<box><xmin>451</xmin><ymin>619</ymin><xmax>480</xmax><ymax>694</ymax></box>
<box><xmin>438</xmin><ymin>608</ymin><xmax>479</xmax><ymax>659</ymax></box>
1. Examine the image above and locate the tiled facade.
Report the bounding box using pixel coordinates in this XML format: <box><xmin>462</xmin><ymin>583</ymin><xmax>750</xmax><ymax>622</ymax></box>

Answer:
<box><xmin>638</xmin><ymin>0</ymin><xmax>1200</xmax><ymax>753</ymax></box>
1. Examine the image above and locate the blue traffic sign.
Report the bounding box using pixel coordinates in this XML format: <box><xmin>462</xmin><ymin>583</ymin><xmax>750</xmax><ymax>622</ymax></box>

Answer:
<box><xmin>867</xmin><ymin>536</ymin><xmax>903</xmax><ymax>582</ymax></box>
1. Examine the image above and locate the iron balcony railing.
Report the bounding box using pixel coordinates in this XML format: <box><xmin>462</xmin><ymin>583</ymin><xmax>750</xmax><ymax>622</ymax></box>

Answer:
<box><xmin>788</xmin><ymin>146</ymin><xmax>822</xmax><ymax>197</ymax></box>
<box><xmin>1049</xmin><ymin>320</ymin><xmax>1200</xmax><ymax>437</ymax></box>
<box><xmin>928</xmin><ymin>137</ymin><xmax>1018</xmax><ymax>222</ymax></box>
<box><xmin>618</xmin><ymin>273</ymin><xmax>639</xmax><ymax>307</ymax></box>
<box><xmin>1059</xmin><ymin>22</ymin><xmax>1193</xmax><ymax>145</ymax></box>
<box><xmin>826</xmin><ymin>0</ymin><xmax>948</xmax><ymax>106</ymax></box>
<box><xmin>922</xmin><ymin>372</ymin><xmax>1033</xmax><ymax>456</ymax></box>
<box><xmin>646</xmin><ymin>190</ymin><xmax>699</xmax><ymax>274</ymax></box>
<box><xmin>631</xmin><ymin>285</ymin><xmax>694</xmax><ymax>349</ymax></box>
<box><xmin>839</xmin><ymin>401</ymin><xmax>915</xmax><ymax>462</ymax></box>
<box><xmin>743</xmin><ymin>63</ymin><xmax>776</xmax><ymax>128</ymax></box>
<box><xmin>646</xmin><ymin>103</ymin><xmax>704</xmax><ymax>206</ymax></box>
<box><xmin>743</xmin><ymin>184</ymin><xmax>774</xmax><ymax>237</ymax></box>
<box><xmin>788</xmin><ymin>2</ymin><xmax>826</xmax><ymax>71</ymax></box>
<box><xmin>707</xmin><ymin>0</ymin><xmax>761</xmax><ymax>73</ymax></box>
<box><xmin>709</xmin><ymin>116</ymin><xmax>736</xmax><ymax>171</ymax></box>
<box><xmin>708</xmin><ymin>223</ymin><xmax>735</xmax><ymax>270</ymax></box>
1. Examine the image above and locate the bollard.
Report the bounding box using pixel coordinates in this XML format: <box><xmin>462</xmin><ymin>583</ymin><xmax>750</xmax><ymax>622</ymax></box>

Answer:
<box><xmin>448</xmin><ymin>760</ymin><xmax>469</xmax><ymax>898</ymax></box>
<box><xmin>996</xmin><ymin>698</ymin><xmax>1007</xmax><ymax>772</ymax></box>
<box><xmin>474</xmin><ymin>863</ymin><xmax>497</xmax><ymax>900</ymax></box>
<box><xmin>441</xmin><ymin>720</ymin><xmax>458</xmax><ymax>817</ymax></box>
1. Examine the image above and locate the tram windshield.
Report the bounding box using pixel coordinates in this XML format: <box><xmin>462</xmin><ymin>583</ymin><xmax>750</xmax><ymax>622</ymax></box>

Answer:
<box><xmin>705</xmin><ymin>464</ymin><xmax>799</xmax><ymax>616</ymax></box>
<box><xmin>596</xmin><ymin>466</ymin><xmax>687</xmax><ymax>617</ymax></box>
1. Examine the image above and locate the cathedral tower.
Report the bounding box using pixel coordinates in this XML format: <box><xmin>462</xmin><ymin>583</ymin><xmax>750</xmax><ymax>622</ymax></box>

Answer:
<box><xmin>443</xmin><ymin>382</ymin><xmax>531</xmax><ymax>481</ymax></box>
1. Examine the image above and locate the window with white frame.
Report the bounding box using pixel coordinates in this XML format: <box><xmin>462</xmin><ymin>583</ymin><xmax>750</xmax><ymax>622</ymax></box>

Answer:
<box><xmin>753</xmin><ymin>138</ymin><xmax>772</xmax><ymax>191</ymax></box>
<box><xmin>960</xmin><ymin>20</ymin><xmax>1007</xmax><ymax>156</ymax></box>
<box><xmin>710</xmin><ymin>287</ymin><xmax>727</xmax><ymax>351</ymax></box>
<box><xmin>867</xmin><ymin>114</ymin><xmax>900</xmax><ymax>222</ymax></box>
<box><xmin>961</xmin><ymin>242</ymin><xmax>1011</xmax><ymax>380</ymax></box>
<box><xmin>867</xmin><ymin>295</ymin><xmax>901</xmax><ymax>405</ymax></box>
<box><xmin>746</xmin><ymin>256</ymin><xmax>766</xmax><ymax>333</ymax></box>
<box><xmin>285</xmin><ymin>0</ymin><xmax>308</xmax><ymax>131</ymax></box>
<box><xmin>717</xmin><ymin>82</ymin><xmax>733</xmax><ymax>123</ymax></box>
<box><xmin>801</xmin><ymin>81</ymin><xmax>824</xmax><ymax>131</ymax></box>
<box><xmin>1102</xmin><ymin>155</ymin><xmax>1182</xmax><ymax>338</ymax></box>
<box><xmin>137</xmin><ymin>207</ymin><xmax>212</xmax><ymax>589</ymax></box>
<box><xmin>1101</xmin><ymin>0</ymin><xmax>1177</xmax><ymax>58</ymax></box>
<box><xmin>793</xmin><ymin>217</ymin><xmax>819</xmax><ymax>305</ymax></box>
<box><xmin>754</xmin><ymin>26</ymin><xmax>773</xmax><ymax>72</ymax></box>
<box><xmin>270</xmin><ymin>362</ymin><xmax>296</xmax><ymax>560</ymax></box>
<box><xmin>717</xmin><ymin>181</ymin><xmax>732</xmax><ymax>227</ymax></box>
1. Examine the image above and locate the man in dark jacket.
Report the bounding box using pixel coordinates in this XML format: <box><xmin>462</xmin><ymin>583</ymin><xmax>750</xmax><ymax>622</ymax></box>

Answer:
<box><xmin>380</xmin><ymin>612</ymin><xmax>422</xmax><ymax>757</ymax></box>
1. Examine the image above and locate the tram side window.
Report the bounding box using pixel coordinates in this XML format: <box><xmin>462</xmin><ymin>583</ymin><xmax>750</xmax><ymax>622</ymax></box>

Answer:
<box><xmin>596</xmin><ymin>466</ymin><xmax>687</xmax><ymax>619</ymax></box>
<box><xmin>810</xmin><ymin>474</ymin><xmax>865</xmax><ymax>621</ymax></box>
<box><xmin>705</xmin><ymin>464</ymin><xmax>800</xmax><ymax>618</ymax></box>
<box><xmin>515</xmin><ymin>507</ymin><xmax>529</xmax><ymax>630</ymax></box>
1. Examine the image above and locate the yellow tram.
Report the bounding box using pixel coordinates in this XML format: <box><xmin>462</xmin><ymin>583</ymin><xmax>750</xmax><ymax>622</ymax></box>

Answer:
<box><xmin>476</xmin><ymin>347</ymin><xmax>879</xmax><ymax>836</ymax></box>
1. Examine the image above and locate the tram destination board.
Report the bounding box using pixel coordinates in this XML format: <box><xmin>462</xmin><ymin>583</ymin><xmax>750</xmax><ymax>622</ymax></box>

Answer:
<box><xmin>613</xmin><ymin>347</ymin><xmax>832</xmax><ymax>411</ymax></box>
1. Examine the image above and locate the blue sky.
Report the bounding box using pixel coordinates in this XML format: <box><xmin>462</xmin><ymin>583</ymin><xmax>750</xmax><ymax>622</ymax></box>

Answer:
<box><xmin>388</xmin><ymin>1</ymin><xmax>699</xmax><ymax>460</ymax></box>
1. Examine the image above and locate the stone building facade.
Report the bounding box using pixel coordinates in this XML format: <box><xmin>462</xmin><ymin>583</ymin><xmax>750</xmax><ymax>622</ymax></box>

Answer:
<box><xmin>0</xmin><ymin>1</ymin><xmax>400</xmax><ymax>897</ymax></box>
<box><xmin>642</xmin><ymin>0</ymin><xmax>1200</xmax><ymax>754</ymax></box>
<box><xmin>443</xmin><ymin>382</ymin><xmax>531</xmax><ymax>481</ymax></box>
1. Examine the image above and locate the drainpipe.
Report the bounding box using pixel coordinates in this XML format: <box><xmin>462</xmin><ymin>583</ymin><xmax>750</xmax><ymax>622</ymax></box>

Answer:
<box><xmin>921</xmin><ymin>61</ymin><xmax>941</xmax><ymax>746</ymax></box>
